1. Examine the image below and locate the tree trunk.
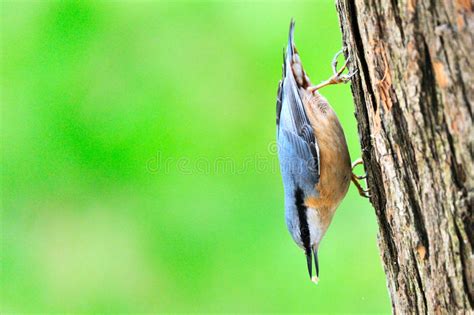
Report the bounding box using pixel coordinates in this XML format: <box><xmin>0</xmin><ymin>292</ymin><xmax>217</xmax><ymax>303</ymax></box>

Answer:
<box><xmin>335</xmin><ymin>1</ymin><xmax>473</xmax><ymax>313</ymax></box>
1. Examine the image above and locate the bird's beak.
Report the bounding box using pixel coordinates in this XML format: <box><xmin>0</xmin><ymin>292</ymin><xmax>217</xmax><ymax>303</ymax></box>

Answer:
<box><xmin>306</xmin><ymin>247</ymin><xmax>319</xmax><ymax>283</ymax></box>
<box><xmin>313</xmin><ymin>249</ymin><xmax>319</xmax><ymax>278</ymax></box>
<box><xmin>305</xmin><ymin>249</ymin><xmax>312</xmax><ymax>280</ymax></box>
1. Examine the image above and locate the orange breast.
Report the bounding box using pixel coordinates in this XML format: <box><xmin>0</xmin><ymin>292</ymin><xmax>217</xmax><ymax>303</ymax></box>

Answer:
<box><xmin>301</xmin><ymin>89</ymin><xmax>352</xmax><ymax>226</ymax></box>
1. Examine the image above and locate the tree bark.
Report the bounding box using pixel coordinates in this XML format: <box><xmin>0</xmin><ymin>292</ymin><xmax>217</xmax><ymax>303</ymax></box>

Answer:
<box><xmin>335</xmin><ymin>1</ymin><xmax>473</xmax><ymax>313</ymax></box>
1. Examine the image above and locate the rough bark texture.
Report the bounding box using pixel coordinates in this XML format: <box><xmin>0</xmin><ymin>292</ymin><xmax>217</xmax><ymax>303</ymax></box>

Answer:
<box><xmin>335</xmin><ymin>1</ymin><xmax>473</xmax><ymax>313</ymax></box>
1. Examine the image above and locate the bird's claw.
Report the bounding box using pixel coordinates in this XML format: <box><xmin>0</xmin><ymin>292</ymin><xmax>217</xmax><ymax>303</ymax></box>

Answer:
<box><xmin>351</xmin><ymin>158</ymin><xmax>370</xmax><ymax>199</ymax></box>
<box><xmin>308</xmin><ymin>49</ymin><xmax>357</xmax><ymax>92</ymax></box>
<box><xmin>351</xmin><ymin>157</ymin><xmax>364</xmax><ymax>169</ymax></box>
<box><xmin>331</xmin><ymin>49</ymin><xmax>345</xmax><ymax>76</ymax></box>
<box><xmin>353</xmin><ymin>172</ymin><xmax>367</xmax><ymax>180</ymax></box>
<box><xmin>332</xmin><ymin>49</ymin><xmax>352</xmax><ymax>76</ymax></box>
<box><xmin>359</xmin><ymin>187</ymin><xmax>371</xmax><ymax>198</ymax></box>
<box><xmin>338</xmin><ymin>69</ymin><xmax>358</xmax><ymax>83</ymax></box>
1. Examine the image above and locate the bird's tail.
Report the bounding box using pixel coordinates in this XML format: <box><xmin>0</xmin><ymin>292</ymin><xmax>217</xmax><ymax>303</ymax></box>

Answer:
<box><xmin>285</xmin><ymin>19</ymin><xmax>311</xmax><ymax>89</ymax></box>
<box><xmin>287</xmin><ymin>18</ymin><xmax>296</xmax><ymax>56</ymax></box>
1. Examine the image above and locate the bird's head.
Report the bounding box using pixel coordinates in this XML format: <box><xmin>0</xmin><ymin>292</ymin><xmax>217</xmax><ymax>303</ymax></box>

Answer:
<box><xmin>285</xmin><ymin>187</ymin><xmax>328</xmax><ymax>283</ymax></box>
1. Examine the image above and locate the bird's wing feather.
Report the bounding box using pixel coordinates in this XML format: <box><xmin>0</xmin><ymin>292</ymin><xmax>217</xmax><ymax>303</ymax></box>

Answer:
<box><xmin>276</xmin><ymin>20</ymin><xmax>320</xmax><ymax>185</ymax></box>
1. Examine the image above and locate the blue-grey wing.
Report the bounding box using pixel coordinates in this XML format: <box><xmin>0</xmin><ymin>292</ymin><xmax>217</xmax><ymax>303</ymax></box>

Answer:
<box><xmin>278</xmin><ymin>128</ymin><xmax>319</xmax><ymax>188</ymax></box>
<box><xmin>276</xmin><ymin>21</ymin><xmax>320</xmax><ymax>187</ymax></box>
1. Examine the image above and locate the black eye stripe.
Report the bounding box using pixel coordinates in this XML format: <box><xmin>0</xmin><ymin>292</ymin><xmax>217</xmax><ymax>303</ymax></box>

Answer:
<box><xmin>295</xmin><ymin>187</ymin><xmax>311</xmax><ymax>255</ymax></box>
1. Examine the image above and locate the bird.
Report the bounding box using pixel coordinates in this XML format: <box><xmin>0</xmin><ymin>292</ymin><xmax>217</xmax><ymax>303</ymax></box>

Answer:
<box><xmin>276</xmin><ymin>20</ymin><xmax>368</xmax><ymax>283</ymax></box>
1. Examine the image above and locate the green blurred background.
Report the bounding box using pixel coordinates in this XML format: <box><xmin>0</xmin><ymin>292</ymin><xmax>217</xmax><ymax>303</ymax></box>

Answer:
<box><xmin>1</xmin><ymin>0</ymin><xmax>390</xmax><ymax>313</ymax></box>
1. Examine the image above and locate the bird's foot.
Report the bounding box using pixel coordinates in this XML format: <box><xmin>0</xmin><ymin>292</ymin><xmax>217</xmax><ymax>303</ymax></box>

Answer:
<box><xmin>308</xmin><ymin>49</ymin><xmax>358</xmax><ymax>92</ymax></box>
<box><xmin>351</xmin><ymin>158</ymin><xmax>370</xmax><ymax>198</ymax></box>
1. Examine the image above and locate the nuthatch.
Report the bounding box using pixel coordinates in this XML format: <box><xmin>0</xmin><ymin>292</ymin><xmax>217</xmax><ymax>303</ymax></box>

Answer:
<box><xmin>276</xmin><ymin>20</ymin><xmax>368</xmax><ymax>283</ymax></box>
